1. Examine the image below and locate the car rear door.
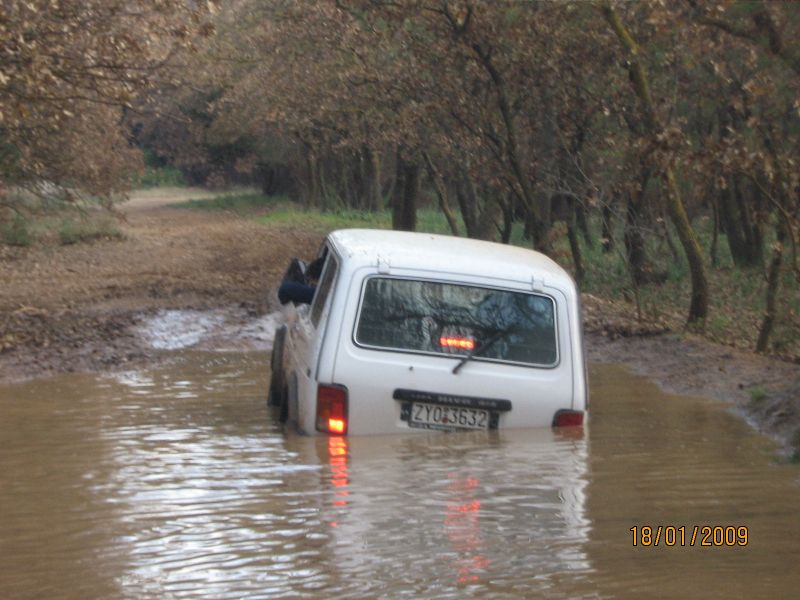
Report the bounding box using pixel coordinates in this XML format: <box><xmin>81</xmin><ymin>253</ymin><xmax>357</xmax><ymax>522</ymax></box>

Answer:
<box><xmin>329</xmin><ymin>271</ymin><xmax>574</xmax><ymax>434</ymax></box>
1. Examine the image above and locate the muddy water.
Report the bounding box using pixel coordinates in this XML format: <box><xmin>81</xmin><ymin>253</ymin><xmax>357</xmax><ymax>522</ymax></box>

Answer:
<box><xmin>1</xmin><ymin>355</ymin><xmax>798</xmax><ymax>599</ymax></box>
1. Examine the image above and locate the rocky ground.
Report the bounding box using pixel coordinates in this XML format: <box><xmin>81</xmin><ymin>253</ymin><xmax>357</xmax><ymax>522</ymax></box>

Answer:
<box><xmin>1</xmin><ymin>188</ymin><xmax>798</xmax><ymax>458</ymax></box>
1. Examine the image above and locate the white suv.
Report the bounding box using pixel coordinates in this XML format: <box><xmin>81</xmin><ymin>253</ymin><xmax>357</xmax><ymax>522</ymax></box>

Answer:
<box><xmin>269</xmin><ymin>229</ymin><xmax>587</xmax><ymax>435</ymax></box>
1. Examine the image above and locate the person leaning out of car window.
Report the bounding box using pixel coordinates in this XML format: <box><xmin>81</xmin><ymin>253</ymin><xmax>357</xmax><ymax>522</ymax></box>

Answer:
<box><xmin>278</xmin><ymin>257</ymin><xmax>325</xmax><ymax>305</ymax></box>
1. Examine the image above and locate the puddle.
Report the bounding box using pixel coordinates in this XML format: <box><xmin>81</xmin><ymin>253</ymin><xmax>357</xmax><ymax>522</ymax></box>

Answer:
<box><xmin>0</xmin><ymin>356</ymin><xmax>798</xmax><ymax>599</ymax></box>
<box><xmin>136</xmin><ymin>308</ymin><xmax>283</xmax><ymax>352</ymax></box>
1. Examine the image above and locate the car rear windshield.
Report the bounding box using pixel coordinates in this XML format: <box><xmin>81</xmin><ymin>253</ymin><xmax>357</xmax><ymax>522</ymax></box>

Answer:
<box><xmin>355</xmin><ymin>277</ymin><xmax>557</xmax><ymax>367</ymax></box>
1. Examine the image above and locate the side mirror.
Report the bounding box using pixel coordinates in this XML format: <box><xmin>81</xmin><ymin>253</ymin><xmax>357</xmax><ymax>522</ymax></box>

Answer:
<box><xmin>283</xmin><ymin>258</ymin><xmax>308</xmax><ymax>284</ymax></box>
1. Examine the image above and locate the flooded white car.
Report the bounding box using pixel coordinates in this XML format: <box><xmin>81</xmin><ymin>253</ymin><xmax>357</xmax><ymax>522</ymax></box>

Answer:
<box><xmin>270</xmin><ymin>229</ymin><xmax>587</xmax><ymax>435</ymax></box>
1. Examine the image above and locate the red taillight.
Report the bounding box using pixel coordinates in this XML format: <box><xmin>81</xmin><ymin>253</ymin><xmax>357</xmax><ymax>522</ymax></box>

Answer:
<box><xmin>552</xmin><ymin>409</ymin><xmax>584</xmax><ymax>427</ymax></box>
<box><xmin>317</xmin><ymin>384</ymin><xmax>348</xmax><ymax>435</ymax></box>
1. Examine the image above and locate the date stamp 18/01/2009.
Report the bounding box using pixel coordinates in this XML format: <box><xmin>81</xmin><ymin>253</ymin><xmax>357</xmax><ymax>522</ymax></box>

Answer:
<box><xmin>630</xmin><ymin>525</ymin><xmax>749</xmax><ymax>547</ymax></box>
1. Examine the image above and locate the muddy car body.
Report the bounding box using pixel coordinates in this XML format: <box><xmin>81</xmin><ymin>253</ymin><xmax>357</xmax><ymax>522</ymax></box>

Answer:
<box><xmin>269</xmin><ymin>229</ymin><xmax>587</xmax><ymax>435</ymax></box>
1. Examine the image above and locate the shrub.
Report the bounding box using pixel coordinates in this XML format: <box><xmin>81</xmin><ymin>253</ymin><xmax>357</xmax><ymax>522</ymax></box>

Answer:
<box><xmin>58</xmin><ymin>217</ymin><xmax>123</xmax><ymax>245</ymax></box>
<box><xmin>0</xmin><ymin>214</ymin><xmax>33</xmax><ymax>247</ymax></box>
<box><xmin>133</xmin><ymin>165</ymin><xmax>187</xmax><ymax>188</ymax></box>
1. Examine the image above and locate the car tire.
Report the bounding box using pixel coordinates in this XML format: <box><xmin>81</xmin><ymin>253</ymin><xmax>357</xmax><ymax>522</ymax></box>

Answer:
<box><xmin>279</xmin><ymin>385</ymin><xmax>289</xmax><ymax>423</ymax></box>
<box><xmin>268</xmin><ymin>325</ymin><xmax>287</xmax><ymax>407</ymax></box>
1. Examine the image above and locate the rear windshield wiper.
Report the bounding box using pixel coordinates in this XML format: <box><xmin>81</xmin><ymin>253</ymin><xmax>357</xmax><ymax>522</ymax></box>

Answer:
<box><xmin>452</xmin><ymin>328</ymin><xmax>512</xmax><ymax>375</ymax></box>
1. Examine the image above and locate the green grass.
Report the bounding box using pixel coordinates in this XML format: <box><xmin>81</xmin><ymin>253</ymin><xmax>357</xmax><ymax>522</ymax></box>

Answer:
<box><xmin>257</xmin><ymin>207</ymin><xmax>390</xmax><ymax>230</ymax></box>
<box><xmin>0</xmin><ymin>214</ymin><xmax>33</xmax><ymax>247</ymax></box>
<box><xmin>175</xmin><ymin>191</ymin><xmax>465</xmax><ymax>235</ymax></box>
<box><xmin>790</xmin><ymin>430</ymin><xmax>800</xmax><ymax>464</ymax></box>
<box><xmin>1</xmin><ymin>210</ymin><xmax>125</xmax><ymax>247</ymax></box>
<box><xmin>255</xmin><ymin>201</ymin><xmax>461</xmax><ymax>236</ymax></box>
<box><xmin>132</xmin><ymin>165</ymin><xmax>187</xmax><ymax>188</ymax></box>
<box><xmin>57</xmin><ymin>216</ymin><xmax>124</xmax><ymax>245</ymax></box>
<box><xmin>748</xmin><ymin>386</ymin><xmax>769</xmax><ymax>405</ymax></box>
<box><xmin>132</xmin><ymin>148</ymin><xmax>187</xmax><ymax>188</ymax></box>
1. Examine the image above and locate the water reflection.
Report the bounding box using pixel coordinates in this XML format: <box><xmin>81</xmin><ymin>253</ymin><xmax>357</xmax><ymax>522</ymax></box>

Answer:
<box><xmin>443</xmin><ymin>475</ymin><xmax>488</xmax><ymax>584</ymax></box>
<box><xmin>328</xmin><ymin>436</ymin><xmax>350</xmax><ymax>513</ymax></box>
<box><xmin>281</xmin><ymin>427</ymin><xmax>591</xmax><ymax>598</ymax></box>
<box><xmin>0</xmin><ymin>354</ymin><xmax>798</xmax><ymax>599</ymax></box>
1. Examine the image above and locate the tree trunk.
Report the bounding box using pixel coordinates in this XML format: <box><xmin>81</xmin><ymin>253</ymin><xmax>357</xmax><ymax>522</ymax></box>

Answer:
<box><xmin>567</xmin><ymin>198</ymin><xmax>585</xmax><ymax>288</ymax></box>
<box><xmin>361</xmin><ymin>145</ymin><xmax>382</xmax><ymax>211</ymax></box>
<box><xmin>756</xmin><ymin>222</ymin><xmax>784</xmax><ymax>353</ymax></box>
<box><xmin>719</xmin><ymin>177</ymin><xmax>763</xmax><ymax>267</ymax></box>
<box><xmin>624</xmin><ymin>191</ymin><xmax>649</xmax><ymax>286</ymax></box>
<box><xmin>665</xmin><ymin>169</ymin><xmax>709</xmax><ymax>325</ymax></box>
<box><xmin>719</xmin><ymin>182</ymin><xmax>747</xmax><ymax>263</ymax></box>
<box><xmin>423</xmin><ymin>152</ymin><xmax>460</xmax><ymax>236</ymax></box>
<box><xmin>717</xmin><ymin>108</ymin><xmax>764</xmax><ymax>267</ymax></box>
<box><xmin>471</xmin><ymin>42</ymin><xmax>547</xmax><ymax>251</ymax></box>
<box><xmin>601</xmin><ymin>203</ymin><xmax>614</xmax><ymax>253</ymax></box>
<box><xmin>659</xmin><ymin>207</ymin><xmax>681</xmax><ymax>264</ymax></box>
<box><xmin>499</xmin><ymin>195</ymin><xmax>514</xmax><ymax>244</ymax></box>
<box><xmin>710</xmin><ymin>194</ymin><xmax>720</xmax><ymax>267</ymax></box>
<box><xmin>602</xmin><ymin>2</ymin><xmax>709</xmax><ymax>327</ymax></box>
<box><xmin>623</xmin><ymin>169</ymin><xmax>653</xmax><ymax>286</ymax></box>
<box><xmin>393</xmin><ymin>157</ymin><xmax>418</xmax><ymax>232</ymax></box>
<box><xmin>355</xmin><ymin>150</ymin><xmax>367</xmax><ymax>209</ymax></box>
<box><xmin>475</xmin><ymin>194</ymin><xmax>501</xmax><ymax>241</ymax></box>
<box><xmin>319</xmin><ymin>155</ymin><xmax>334</xmax><ymax>210</ymax></box>
<box><xmin>383</xmin><ymin>146</ymin><xmax>399</xmax><ymax>206</ymax></box>
<box><xmin>735</xmin><ymin>177</ymin><xmax>764</xmax><ymax>264</ymax></box>
<box><xmin>455</xmin><ymin>178</ymin><xmax>479</xmax><ymax>238</ymax></box>
<box><xmin>576</xmin><ymin>197</ymin><xmax>592</xmax><ymax>246</ymax></box>
<box><xmin>303</xmin><ymin>143</ymin><xmax>320</xmax><ymax>209</ymax></box>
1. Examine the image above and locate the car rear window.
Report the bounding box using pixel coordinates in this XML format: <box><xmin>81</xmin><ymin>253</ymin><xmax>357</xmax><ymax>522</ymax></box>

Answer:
<box><xmin>354</xmin><ymin>277</ymin><xmax>557</xmax><ymax>367</ymax></box>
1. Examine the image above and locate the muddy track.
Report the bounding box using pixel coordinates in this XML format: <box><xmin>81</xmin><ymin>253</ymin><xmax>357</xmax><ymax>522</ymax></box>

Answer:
<box><xmin>0</xmin><ymin>188</ymin><xmax>319</xmax><ymax>380</ymax></box>
<box><xmin>1</xmin><ymin>188</ymin><xmax>798</xmax><ymax>457</ymax></box>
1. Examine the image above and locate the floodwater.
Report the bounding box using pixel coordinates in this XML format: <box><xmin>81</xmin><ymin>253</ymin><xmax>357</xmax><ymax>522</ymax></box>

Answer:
<box><xmin>0</xmin><ymin>353</ymin><xmax>798</xmax><ymax>599</ymax></box>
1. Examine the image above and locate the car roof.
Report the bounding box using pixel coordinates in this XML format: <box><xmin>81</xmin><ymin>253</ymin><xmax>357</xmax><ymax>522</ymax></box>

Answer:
<box><xmin>327</xmin><ymin>229</ymin><xmax>575</xmax><ymax>290</ymax></box>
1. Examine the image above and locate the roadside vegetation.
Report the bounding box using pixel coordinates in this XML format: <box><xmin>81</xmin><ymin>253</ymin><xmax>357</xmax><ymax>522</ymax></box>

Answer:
<box><xmin>133</xmin><ymin>165</ymin><xmax>187</xmax><ymax>190</ymax></box>
<box><xmin>171</xmin><ymin>189</ymin><xmax>800</xmax><ymax>360</ymax></box>
<box><xmin>0</xmin><ymin>193</ymin><xmax>124</xmax><ymax>247</ymax></box>
<box><xmin>172</xmin><ymin>193</ymin><xmax>278</xmax><ymax>214</ymax></box>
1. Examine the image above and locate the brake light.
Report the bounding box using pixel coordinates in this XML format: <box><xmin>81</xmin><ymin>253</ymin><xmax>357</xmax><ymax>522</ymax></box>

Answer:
<box><xmin>439</xmin><ymin>336</ymin><xmax>475</xmax><ymax>350</ymax></box>
<box><xmin>552</xmin><ymin>409</ymin><xmax>584</xmax><ymax>427</ymax></box>
<box><xmin>317</xmin><ymin>384</ymin><xmax>348</xmax><ymax>435</ymax></box>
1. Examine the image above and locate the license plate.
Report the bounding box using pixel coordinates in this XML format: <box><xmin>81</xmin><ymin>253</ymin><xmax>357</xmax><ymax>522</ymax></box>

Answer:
<box><xmin>408</xmin><ymin>402</ymin><xmax>489</xmax><ymax>431</ymax></box>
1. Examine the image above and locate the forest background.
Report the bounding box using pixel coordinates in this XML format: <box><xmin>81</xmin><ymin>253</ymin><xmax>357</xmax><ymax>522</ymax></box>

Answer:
<box><xmin>1</xmin><ymin>0</ymin><xmax>799</xmax><ymax>360</ymax></box>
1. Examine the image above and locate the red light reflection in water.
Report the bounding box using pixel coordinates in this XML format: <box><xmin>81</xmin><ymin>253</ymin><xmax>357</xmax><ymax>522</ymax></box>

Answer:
<box><xmin>328</xmin><ymin>437</ymin><xmax>349</xmax><ymax>520</ymax></box>
<box><xmin>444</xmin><ymin>475</ymin><xmax>490</xmax><ymax>584</ymax></box>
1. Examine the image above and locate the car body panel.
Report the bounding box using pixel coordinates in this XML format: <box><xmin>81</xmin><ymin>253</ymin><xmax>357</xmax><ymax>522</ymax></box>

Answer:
<box><xmin>278</xmin><ymin>229</ymin><xmax>587</xmax><ymax>435</ymax></box>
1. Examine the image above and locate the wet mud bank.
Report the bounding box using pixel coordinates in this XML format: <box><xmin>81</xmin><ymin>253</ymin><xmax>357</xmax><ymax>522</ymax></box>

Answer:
<box><xmin>587</xmin><ymin>331</ymin><xmax>800</xmax><ymax>460</ymax></box>
<box><xmin>0</xmin><ymin>303</ymin><xmax>279</xmax><ymax>383</ymax></box>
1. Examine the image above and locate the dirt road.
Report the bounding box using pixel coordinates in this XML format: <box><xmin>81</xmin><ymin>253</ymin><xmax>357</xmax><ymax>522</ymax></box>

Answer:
<box><xmin>0</xmin><ymin>188</ymin><xmax>318</xmax><ymax>380</ymax></box>
<box><xmin>1</xmin><ymin>188</ymin><xmax>798</xmax><ymax>457</ymax></box>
